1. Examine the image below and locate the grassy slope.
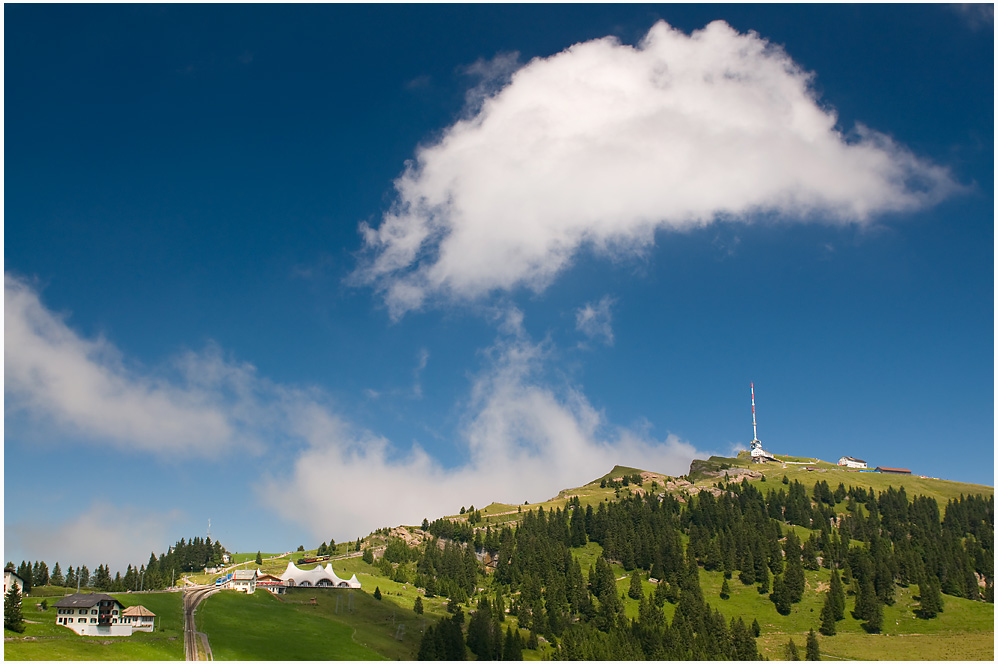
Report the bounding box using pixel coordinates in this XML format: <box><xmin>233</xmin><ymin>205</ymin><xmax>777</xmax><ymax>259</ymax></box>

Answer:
<box><xmin>4</xmin><ymin>591</ymin><xmax>184</xmax><ymax>661</ymax></box>
<box><xmin>11</xmin><ymin>459</ymin><xmax>988</xmax><ymax>661</ymax></box>
<box><xmin>196</xmin><ymin>590</ymin><xmax>385</xmax><ymax>660</ymax></box>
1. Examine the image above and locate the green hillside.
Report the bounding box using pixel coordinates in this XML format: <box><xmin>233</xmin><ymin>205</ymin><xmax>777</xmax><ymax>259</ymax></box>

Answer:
<box><xmin>6</xmin><ymin>456</ymin><xmax>993</xmax><ymax>661</ymax></box>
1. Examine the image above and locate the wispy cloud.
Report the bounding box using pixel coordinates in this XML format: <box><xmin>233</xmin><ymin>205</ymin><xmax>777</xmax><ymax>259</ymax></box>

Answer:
<box><xmin>951</xmin><ymin>3</ymin><xmax>994</xmax><ymax>30</ymax></box>
<box><xmin>576</xmin><ymin>295</ymin><xmax>616</xmax><ymax>346</ymax></box>
<box><xmin>355</xmin><ymin>20</ymin><xmax>958</xmax><ymax>318</ymax></box>
<box><xmin>6</xmin><ymin>502</ymin><xmax>184</xmax><ymax>574</ymax></box>
<box><xmin>263</xmin><ymin>327</ymin><xmax>710</xmax><ymax>542</ymax></box>
<box><xmin>412</xmin><ymin>347</ymin><xmax>430</xmax><ymax>398</ymax></box>
<box><xmin>6</xmin><ymin>274</ymin><xmax>707</xmax><ymax>546</ymax></box>
<box><xmin>4</xmin><ymin>274</ymin><xmax>238</xmax><ymax>456</ymax></box>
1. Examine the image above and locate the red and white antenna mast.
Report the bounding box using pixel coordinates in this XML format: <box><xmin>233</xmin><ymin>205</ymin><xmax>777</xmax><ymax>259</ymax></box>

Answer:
<box><xmin>750</xmin><ymin>382</ymin><xmax>759</xmax><ymax>444</ymax></box>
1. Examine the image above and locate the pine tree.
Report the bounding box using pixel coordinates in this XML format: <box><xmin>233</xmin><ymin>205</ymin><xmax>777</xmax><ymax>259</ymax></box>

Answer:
<box><xmin>720</xmin><ymin>578</ymin><xmax>730</xmax><ymax>599</ymax></box>
<box><xmin>806</xmin><ymin>629</ymin><xmax>820</xmax><ymax>660</ymax></box>
<box><xmin>917</xmin><ymin>576</ymin><xmax>942</xmax><ymax>619</ymax></box>
<box><xmin>4</xmin><ymin>585</ymin><xmax>25</xmax><ymax>633</ymax></box>
<box><xmin>819</xmin><ymin>591</ymin><xmax>837</xmax><ymax>635</ymax></box>
<box><xmin>784</xmin><ymin>553</ymin><xmax>806</xmax><ymax>603</ymax></box>
<box><xmin>751</xmin><ymin>617</ymin><xmax>761</xmax><ymax>637</ymax></box>
<box><xmin>414</xmin><ymin>596</ymin><xmax>424</xmax><ymax>614</ymax></box>
<box><xmin>758</xmin><ymin>561</ymin><xmax>770</xmax><ymax>594</ymax></box>
<box><xmin>771</xmin><ymin>574</ymin><xmax>791</xmax><ymax>615</ymax></box>
<box><xmin>373</xmin><ymin>586</ymin><xmax>382</xmax><ymax>600</ymax></box>
<box><xmin>863</xmin><ymin>594</ymin><xmax>883</xmax><ymax>633</ymax></box>
<box><xmin>255</xmin><ymin>551</ymin><xmax>263</xmax><ymax>565</ymax></box>
<box><xmin>786</xmin><ymin>638</ymin><xmax>800</xmax><ymax>660</ymax></box>
<box><xmin>829</xmin><ymin>568</ymin><xmax>845</xmax><ymax>621</ymax></box>
<box><xmin>628</xmin><ymin>570</ymin><xmax>644</xmax><ymax>599</ymax></box>
<box><xmin>502</xmin><ymin>625</ymin><xmax>523</xmax><ymax>660</ymax></box>
<box><xmin>50</xmin><ymin>562</ymin><xmax>65</xmax><ymax>587</ymax></box>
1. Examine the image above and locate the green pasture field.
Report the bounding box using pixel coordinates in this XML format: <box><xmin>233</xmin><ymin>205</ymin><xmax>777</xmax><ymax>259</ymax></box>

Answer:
<box><xmin>4</xmin><ymin>591</ymin><xmax>184</xmax><ymax>661</ymax></box>
<box><xmin>196</xmin><ymin>590</ymin><xmax>385</xmax><ymax>660</ymax></box>
<box><xmin>697</xmin><ymin>567</ymin><xmax>993</xmax><ymax>660</ymax></box>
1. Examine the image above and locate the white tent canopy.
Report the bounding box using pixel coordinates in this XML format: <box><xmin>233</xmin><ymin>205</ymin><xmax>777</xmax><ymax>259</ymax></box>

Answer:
<box><xmin>279</xmin><ymin>561</ymin><xmax>361</xmax><ymax>589</ymax></box>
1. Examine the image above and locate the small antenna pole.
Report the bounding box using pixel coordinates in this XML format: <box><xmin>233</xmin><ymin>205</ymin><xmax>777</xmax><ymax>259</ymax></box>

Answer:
<box><xmin>751</xmin><ymin>382</ymin><xmax>758</xmax><ymax>442</ymax></box>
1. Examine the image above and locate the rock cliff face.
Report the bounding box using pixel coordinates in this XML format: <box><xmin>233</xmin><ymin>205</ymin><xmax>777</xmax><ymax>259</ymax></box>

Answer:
<box><xmin>688</xmin><ymin>457</ymin><xmax>762</xmax><ymax>482</ymax></box>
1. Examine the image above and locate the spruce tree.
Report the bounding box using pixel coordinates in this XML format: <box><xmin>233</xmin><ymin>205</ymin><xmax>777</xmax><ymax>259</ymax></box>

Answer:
<box><xmin>784</xmin><ymin>554</ymin><xmax>806</xmax><ymax>603</ymax></box>
<box><xmin>863</xmin><ymin>594</ymin><xmax>883</xmax><ymax>633</ymax></box>
<box><xmin>758</xmin><ymin>562</ymin><xmax>770</xmax><ymax>594</ymax></box>
<box><xmin>829</xmin><ymin>568</ymin><xmax>845</xmax><ymax>621</ymax></box>
<box><xmin>819</xmin><ymin>591</ymin><xmax>837</xmax><ymax>635</ymax></box>
<box><xmin>720</xmin><ymin>578</ymin><xmax>730</xmax><ymax>599</ymax></box>
<box><xmin>50</xmin><ymin>562</ymin><xmax>64</xmax><ymax>587</ymax></box>
<box><xmin>771</xmin><ymin>573</ymin><xmax>791</xmax><ymax>615</ymax></box>
<box><xmin>806</xmin><ymin>629</ymin><xmax>821</xmax><ymax>660</ymax></box>
<box><xmin>917</xmin><ymin>576</ymin><xmax>942</xmax><ymax>619</ymax></box>
<box><xmin>374</xmin><ymin>586</ymin><xmax>382</xmax><ymax>600</ymax></box>
<box><xmin>414</xmin><ymin>596</ymin><xmax>424</xmax><ymax>614</ymax></box>
<box><xmin>751</xmin><ymin>617</ymin><xmax>761</xmax><ymax>637</ymax></box>
<box><xmin>628</xmin><ymin>570</ymin><xmax>644</xmax><ymax>599</ymax></box>
<box><xmin>255</xmin><ymin>551</ymin><xmax>263</xmax><ymax>565</ymax></box>
<box><xmin>4</xmin><ymin>585</ymin><xmax>25</xmax><ymax>633</ymax></box>
<box><xmin>786</xmin><ymin>638</ymin><xmax>800</xmax><ymax>660</ymax></box>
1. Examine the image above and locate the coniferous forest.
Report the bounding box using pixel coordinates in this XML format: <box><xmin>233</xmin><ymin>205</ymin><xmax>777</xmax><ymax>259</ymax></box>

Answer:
<box><xmin>408</xmin><ymin>477</ymin><xmax>992</xmax><ymax>660</ymax></box>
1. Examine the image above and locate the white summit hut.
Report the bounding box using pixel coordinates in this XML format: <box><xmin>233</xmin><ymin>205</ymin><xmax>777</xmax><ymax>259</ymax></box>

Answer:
<box><xmin>278</xmin><ymin>561</ymin><xmax>361</xmax><ymax>589</ymax></box>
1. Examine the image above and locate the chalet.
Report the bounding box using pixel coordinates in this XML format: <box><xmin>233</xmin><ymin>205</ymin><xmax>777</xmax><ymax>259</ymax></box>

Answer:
<box><xmin>231</xmin><ymin>569</ymin><xmax>257</xmax><ymax>593</ymax></box>
<box><xmin>876</xmin><ymin>466</ymin><xmax>911</xmax><ymax>475</ymax></box>
<box><xmin>121</xmin><ymin>605</ymin><xmax>157</xmax><ymax>632</ymax></box>
<box><xmin>53</xmin><ymin>593</ymin><xmax>130</xmax><ymax>637</ymax></box>
<box><xmin>255</xmin><ymin>571</ymin><xmax>287</xmax><ymax>595</ymax></box>
<box><xmin>4</xmin><ymin>565</ymin><xmax>25</xmax><ymax>596</ymax></box>
<box><xmin>837</xmin><ymin>456</ymin><xmax>867</xmax><ymax>469</ymax></box>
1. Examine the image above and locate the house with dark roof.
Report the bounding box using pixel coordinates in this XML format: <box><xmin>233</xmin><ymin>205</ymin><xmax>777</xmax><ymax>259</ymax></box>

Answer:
<box><xmin>837</xmin><ymin>456</ymin><xmax>867</xmax><ymax>469</ymax></box>
<box><xmin>53</xmin><ymin>593</ymin><xmax>130</xmax><ymax>636</ymax></box>
<box><xmin>231</xmin><ymin>569</ymin><xmax>258</xmax><ymax>593</ymax></box>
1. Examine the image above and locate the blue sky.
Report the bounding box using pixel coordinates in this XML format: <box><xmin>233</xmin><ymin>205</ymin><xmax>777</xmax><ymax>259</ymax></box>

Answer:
<box><xmin>5</xmin><ymin>4</ymin><xmax>993</xmax><ymax>572</ymax></box>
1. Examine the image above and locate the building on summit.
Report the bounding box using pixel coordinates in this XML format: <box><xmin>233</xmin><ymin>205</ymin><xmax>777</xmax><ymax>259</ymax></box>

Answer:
<box><xmin>876</xmin><ymin>466</ymin><xmax>911</xmax><ymax>475</ymax></box>
<box><xmin>837</xmin><ymin>456</ymin><xmax>867</xmax><ymax>469</ymax></box>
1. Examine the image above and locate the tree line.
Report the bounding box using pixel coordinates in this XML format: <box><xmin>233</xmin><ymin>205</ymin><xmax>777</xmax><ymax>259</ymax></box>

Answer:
<box><xmin>6</xmin><ymin>536</ymin><xmax>229</xmax><ymax>594</ymax></box>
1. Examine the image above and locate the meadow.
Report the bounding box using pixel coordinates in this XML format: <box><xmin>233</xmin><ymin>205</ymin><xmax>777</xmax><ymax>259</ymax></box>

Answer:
<box><xmin>4</xmin><ymin>591</ymin><xmax>184</xmax><ymax>661</ymax></box>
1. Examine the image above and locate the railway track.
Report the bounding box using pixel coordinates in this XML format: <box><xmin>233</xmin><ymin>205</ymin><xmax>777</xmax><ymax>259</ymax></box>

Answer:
<box><xmin>183</xmin><ymin>585</ymin><xmax>217</xmax><ymax>661</ymax></box>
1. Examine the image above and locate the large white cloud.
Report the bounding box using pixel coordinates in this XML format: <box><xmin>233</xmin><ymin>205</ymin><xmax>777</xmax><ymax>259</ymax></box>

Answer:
<box><xmin>357</xmin><ymin>20</ymin><xmax>957</xmax><ymax>318</ymax></box>
<box><xmin>262</xmin><ymin>321</ymin><xmax>710</xmax><ymax>542</ymax></box>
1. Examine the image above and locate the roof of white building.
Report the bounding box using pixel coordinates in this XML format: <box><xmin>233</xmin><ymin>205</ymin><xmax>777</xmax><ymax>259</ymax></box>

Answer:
<box><xmin>52</xmin><ymin>593</ymin><xmax>122</xmax><ymax>609</ymax></box>
<box><xmin>279</xmin><ymin>561</ymin><xmax>361</xmax><ymax>588</ymax></box>
<box><xmin>122</xmin><ymin>605</ymin><xmax>156</xmax><ymax>617</ymax></box>
<box><xmin>232</xmin><ymin>569</ymin><xmax>258</xmax><ymax>580</ymax></box>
